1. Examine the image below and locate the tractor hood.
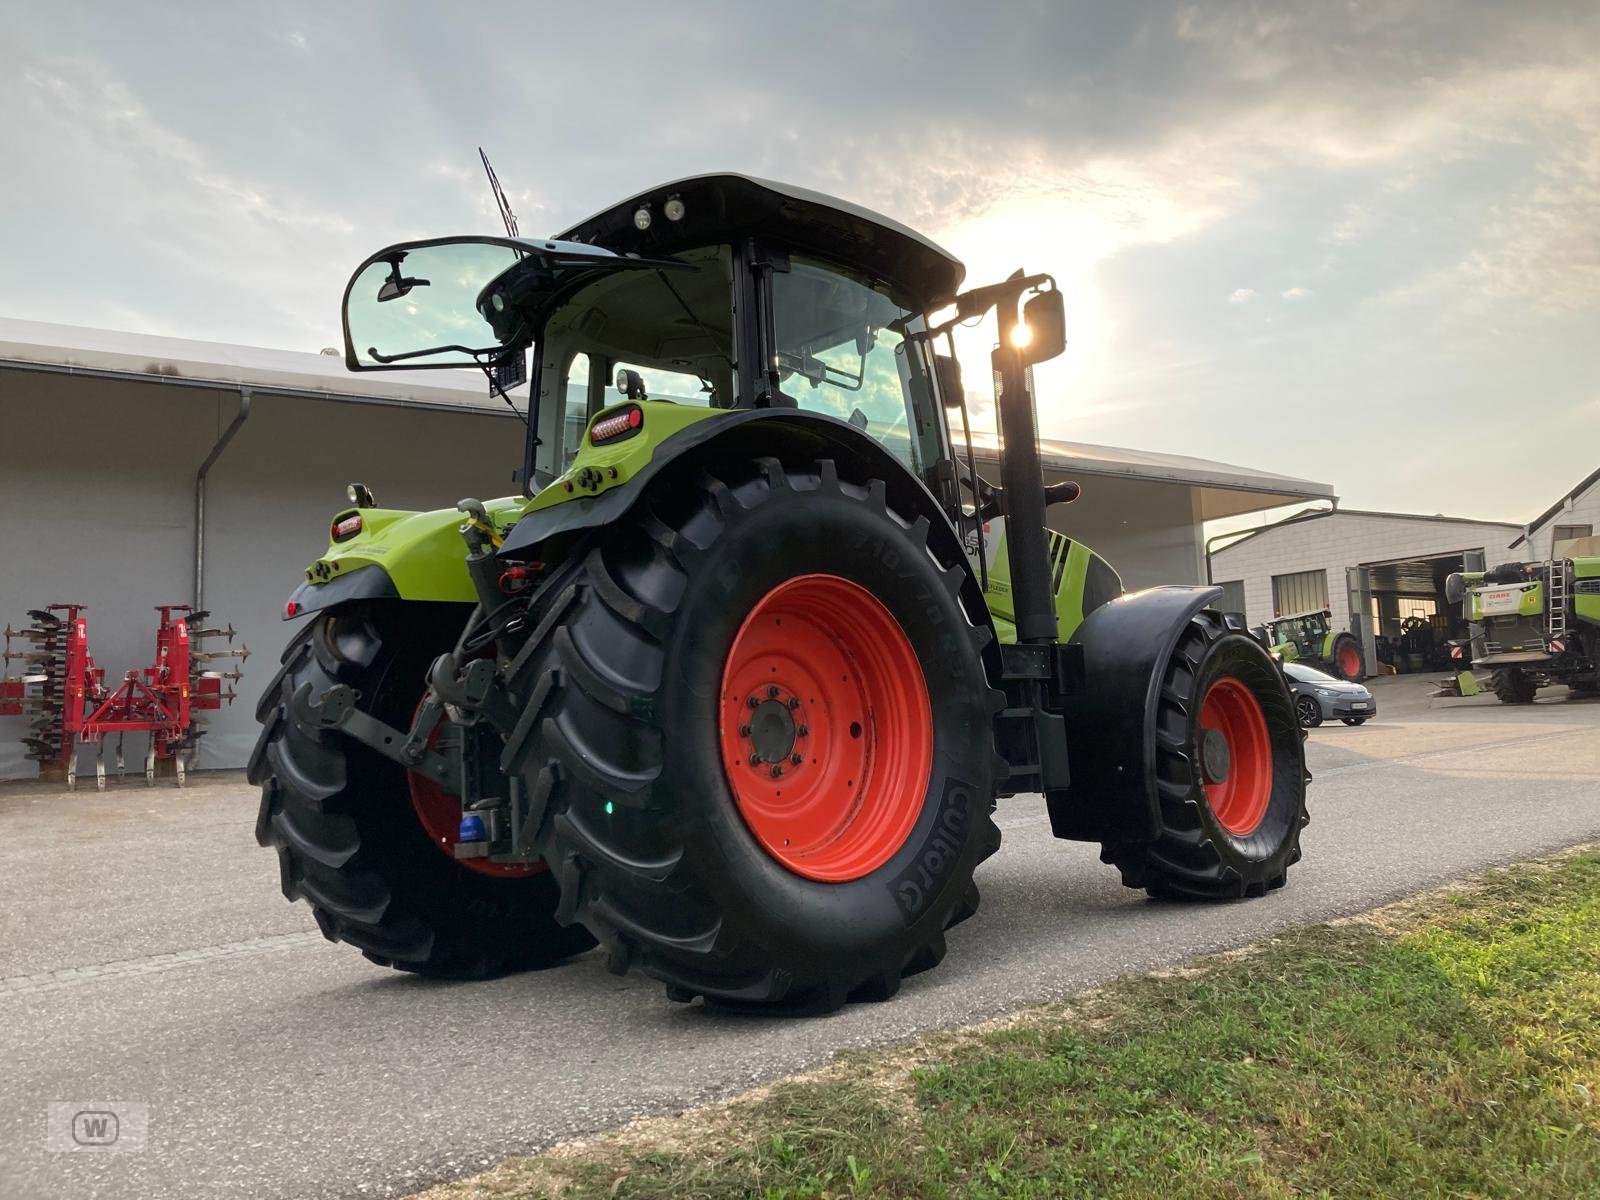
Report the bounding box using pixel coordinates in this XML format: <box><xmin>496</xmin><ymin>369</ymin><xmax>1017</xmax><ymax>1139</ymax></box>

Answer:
<box><xmin>340</xmin><ymin>235</ymin><xmax>691</xmax><ymax>372</ymax></box>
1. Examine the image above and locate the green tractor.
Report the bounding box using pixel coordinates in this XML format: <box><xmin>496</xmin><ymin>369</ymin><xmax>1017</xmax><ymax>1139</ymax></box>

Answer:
<box><xmin>1260</xmin><ymin>608</ymin><xmax>1365</xmax><ymax>682</ymax></box>
<box><xmin>251</xmin><ymin>175</ymin><xmax>1309</xmax><ymax>1009</ymax></box>
<box><xmin>1445</xmin><ymin>557</ymin><xmax>1600</xmax><ymax>703</ymax></box>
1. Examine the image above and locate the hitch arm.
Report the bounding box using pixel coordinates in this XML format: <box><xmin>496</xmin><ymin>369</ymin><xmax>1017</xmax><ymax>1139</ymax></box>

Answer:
<box><xmin>288</xmin><ymin>682</ymin><xmax>456</xmax><ymax>791</ymax></box>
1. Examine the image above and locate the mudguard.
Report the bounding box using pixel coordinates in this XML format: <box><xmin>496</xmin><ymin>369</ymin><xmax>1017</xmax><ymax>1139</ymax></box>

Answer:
<box><xmin>500</xmin><ymin>407</ymin><xmax>994</xmax><ymax>643</ymax></box>
<box><xmin>283</xmin><ymin>563</ymin><xmax>400</xmax><ymax>618</ymax></box>
<box><xmin>1049</xmin><ymin>584</ymin><xmax>1225</xmax><ymax>845</ymax></box>
<box><xmin>505</xmin><ymin>409</ymin><xmax>955</xmax><ymax>553</ymax></box>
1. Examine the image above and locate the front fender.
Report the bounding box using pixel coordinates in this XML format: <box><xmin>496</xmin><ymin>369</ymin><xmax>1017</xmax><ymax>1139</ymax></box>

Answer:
<box><xmin>1050</xmin><ymin>584</ymin><xmax>1224</xmax><ymax>844</ymax></box>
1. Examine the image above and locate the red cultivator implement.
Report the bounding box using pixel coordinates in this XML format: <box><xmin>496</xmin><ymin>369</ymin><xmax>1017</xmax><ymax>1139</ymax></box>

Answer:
<box><xmin>1</xmin><ymin>604</ymin><xmax>247</xmax><ymax>789</ymax></box>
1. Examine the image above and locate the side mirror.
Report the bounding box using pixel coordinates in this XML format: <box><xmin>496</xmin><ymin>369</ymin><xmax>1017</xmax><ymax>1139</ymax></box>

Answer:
<box><xmin>1019</xmin><ymin>289</ymin><xmax>1067</xmax><ymax>365</ymax></box>
<box><xmin>1444</xmin><ymin>573</ymin><xmax>1466</xmax><ymax>605</ymax></box>
<box><xmin>935</xmin><ymin>354</ymin><xmax>964</xmax><ymax>408</ymax></box>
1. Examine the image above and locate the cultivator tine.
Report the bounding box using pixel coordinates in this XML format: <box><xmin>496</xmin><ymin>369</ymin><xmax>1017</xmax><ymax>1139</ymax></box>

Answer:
<box><xmin>193</xmin><ymin>646</ymin><xmax>250</xmax><ymax>664</ymax></box>
<box><xmin>187</xmin><ymin>625</ymin><xmax>237</xmax><ymax>642</ymax></box>
<box><xmin>25</xmin><ymin>610</ymin><xmax>61</xmax><ymax>626</ymax></box>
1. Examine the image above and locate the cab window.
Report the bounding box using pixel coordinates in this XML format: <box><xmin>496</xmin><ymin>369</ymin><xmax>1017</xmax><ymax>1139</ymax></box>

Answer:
<box><xmin>770</xmin><ymin>257</ymin><xmax>938</xmax><ymax>471</ymax></box>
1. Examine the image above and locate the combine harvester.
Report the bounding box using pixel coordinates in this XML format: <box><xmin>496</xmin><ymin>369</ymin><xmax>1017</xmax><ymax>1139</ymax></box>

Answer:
<box><xmin>252</xmin><ymin>174</ymin><xmax>1311</xmax><ymax>1007</ymax></box>
<box><xmin>2</xmin><ymin>604</ymin><xmax>247</xmax><ymax>788</ymax></box>
<box><xmin>1437</xmin><ymin>552</ymin><xmax>1600</xmax><ymax>702</ymax></box>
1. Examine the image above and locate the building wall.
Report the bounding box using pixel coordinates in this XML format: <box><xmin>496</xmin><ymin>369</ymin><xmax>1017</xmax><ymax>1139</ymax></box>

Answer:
<box><xmin>1209</xmin><ymin>512</ymin><xmax>1521</xmax><ymax>630</ymax></box>
<box><xmin>1521</xmin><ymin>481</ymin><xmax>1600</xmax><ymax>559</ymax></box>
<box><xmin>0</xmin><ymin>369</ymin><xmax>521</xmax><ymax>781</ymax></box>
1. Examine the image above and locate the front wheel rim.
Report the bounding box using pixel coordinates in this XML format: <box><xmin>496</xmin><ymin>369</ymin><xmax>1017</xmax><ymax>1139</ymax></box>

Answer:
<box><xmin>1296</xmin><ymin>696</ymin><xmax>1318</xmax><ymax>727</ymax></box>
<box><xmin>719</xmin><ymin>574</ymin><xmax>933</xmax><ymax>882</ymax></box>
<box><xmin>1199</xmin><ymin>677</ymin><xmax>1274</xmax><ymax>836</ymax></box>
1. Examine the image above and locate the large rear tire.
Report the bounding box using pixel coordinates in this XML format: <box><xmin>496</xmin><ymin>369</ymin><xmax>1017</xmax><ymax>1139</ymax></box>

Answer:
<box><xmin>1103</xmin><ymin>612</ymin><xmax>1309</xmax><ymax>900</ymax></box>
<box><xmin>1492</xmin><ymin>668</ymin><xmax>1538</xmax><ymax>704</ymax></box>
<box><xmin>1329</xmin><ymin>633</ymin><xmax>1364</xmax><ymax>682</ymax></box>
<box><xmin>249</xmin><ymin>604</ymin><xmax>596</xmax><ymax>977</ymax></box>
<box><xmin>500</xmin><ymin>458</ymin><xmax>1002</xmax><ymax>1010</ymax></box>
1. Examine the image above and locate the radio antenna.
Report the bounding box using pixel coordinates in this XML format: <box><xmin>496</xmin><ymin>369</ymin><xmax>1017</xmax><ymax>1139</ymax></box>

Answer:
<box><xmin>479</xmin><ymin>147</ymin><xmax>518</xmax><ymax>238</ymax></box>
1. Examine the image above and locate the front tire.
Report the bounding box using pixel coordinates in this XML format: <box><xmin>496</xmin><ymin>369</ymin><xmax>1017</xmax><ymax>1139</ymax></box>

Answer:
<box><xmin>501</xmin><ymin>458</ymin><xmax>1003</xmax><ymax>1009</ymax></box>
<box><xmin>1341</xmin><ymin>717</ymin><xmax>1368</xmax><ymax>726</ymax></box>
<box><xmin>1492</xmin><ymin>668</ymin><xmax>1538</xmax><ymax>704</ymax></box>
<box><xmin>1104</xmin><ymin>612</ymin><xmax>1309</xmax><ymax>900</ymax></box>
<box><xmin>250</xmin><ymin>604</ymin><xmax>596</xmax><ymax>977</ymax></box>
<box><xmin>1296</xmin><ymin>694</ymin><xmax>1324</xmax><ymax>728</ymax></box>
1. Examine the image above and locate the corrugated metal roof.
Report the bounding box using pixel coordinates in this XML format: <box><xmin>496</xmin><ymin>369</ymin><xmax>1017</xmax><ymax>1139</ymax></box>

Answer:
<box><xmin>0</xmin><ymin>317</ymin><xmax>505</xmax><ymax>412</ymax></box>
<box><xmin>0</xmin><ymin>316</ymin><xmax>1333</xmax><ymax>517</ymax></box>
<box><xmin>966</xmin><ymin>431</ymin><xmax>1333</xmax><ymax>519</ymax></box>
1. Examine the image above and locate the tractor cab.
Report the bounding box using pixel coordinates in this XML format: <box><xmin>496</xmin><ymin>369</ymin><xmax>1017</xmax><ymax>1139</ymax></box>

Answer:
<box><xmin>1265</xmin><ymin>608</ymin><xmax>1332</xmax><ymax>663</ymax></box>
<box><xmin>339</xmin><ymin>174</ymin><xmax>1073</xmax><ymax>591</ymax></box>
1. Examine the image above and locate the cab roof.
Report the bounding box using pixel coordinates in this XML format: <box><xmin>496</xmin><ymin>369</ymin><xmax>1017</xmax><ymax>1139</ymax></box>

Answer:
<box><xmin>558</xmin><ymin>174</ymin><xmax>966</xmax><ymax>310</ymax></box>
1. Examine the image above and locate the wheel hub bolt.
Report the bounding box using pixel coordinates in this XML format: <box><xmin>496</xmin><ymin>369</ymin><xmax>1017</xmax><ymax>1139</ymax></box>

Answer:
<box><xmin>796</xmin><ymin>725</ymin><xmax>809</xmax><ymax>737</ymax></box>
<box><xmin>788</xmin><ymin>697</ymin><xmax>800</xmax><ymax>709</ymax></box>
<box><xmin>749</xmin><ymin>753</ymin><xmax>762</xmax><ymax>767</ymax></box>
<box><xmin>770</xmin><ymin>765</ymin><xmax>783</xmax><ymax>778</ymax></box>
<box><xmin>739</xmin><ymin>724</ymin><xmax>751</xmax><ymax>737</ymax></box>
<box><xmin>790</xmin><ymin>753</ymin><xmax>803</xmax><ymax>765</ymax></box>
<box><xmin>767</xmin><ymin>685</ymin><xmax>779</xmax><ymax>699</ymax></box>
<box><xmin>747</xmin><ymin>696</ymin><xmax>759</xmax><ymax>709</ymax></box>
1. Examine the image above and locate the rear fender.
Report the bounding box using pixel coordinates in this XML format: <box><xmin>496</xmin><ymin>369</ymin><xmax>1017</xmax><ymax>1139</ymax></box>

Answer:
<box><xmin>500</xmin><ymin>408</ymin><xmax>997</xmax><ymax>655</ymax></box>
<box><xmin>284</xmin><ymin>500</ymin><xmax>525</xmax><ymax>619</ymax></box>
<box><xmin>1050</xmin><ymin>585</ymin><xmax>1226</xmax><ymax>845</ymax></box>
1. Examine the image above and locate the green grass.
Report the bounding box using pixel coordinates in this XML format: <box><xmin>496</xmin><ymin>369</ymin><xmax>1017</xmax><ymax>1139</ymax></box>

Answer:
<box><xmin>426</xmin><ymin>850</ymin><xmax>1600</xmax><ymax>1199</ymax></box>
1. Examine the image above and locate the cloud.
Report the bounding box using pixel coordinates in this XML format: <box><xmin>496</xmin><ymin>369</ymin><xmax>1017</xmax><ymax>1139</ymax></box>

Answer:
<box><xmin>1281</xmin><ymin>286</ymin><xmax>1311</xmax><ymax>300</ymax></box>
<box><xmin>1228</xmin><ymin>288</ymin><xmax>1257</xmax><ymax>304</ymax></box>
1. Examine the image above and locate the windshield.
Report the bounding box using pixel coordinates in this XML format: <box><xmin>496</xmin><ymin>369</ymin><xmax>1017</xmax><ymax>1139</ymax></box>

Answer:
<box><xmin>771</xmin><ymin>257</ymin><xmax>941</xmax><ymax>471</ymax></box>
<box><xmin>1284</xmin><ymin>662</ymin><xmax>1336</xmax><ymax>683</ymax></box>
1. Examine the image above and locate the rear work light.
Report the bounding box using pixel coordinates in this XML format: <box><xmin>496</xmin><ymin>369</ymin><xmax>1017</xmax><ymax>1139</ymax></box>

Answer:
<box><xmin>589</xmin><ymin>405</ymin><xmax>644</xmax><ymax>445</ymax></box>
<box><xmin>331</xmin><ymin>513</ymin><xmax>363</xmax><ymax>542</ymax></box>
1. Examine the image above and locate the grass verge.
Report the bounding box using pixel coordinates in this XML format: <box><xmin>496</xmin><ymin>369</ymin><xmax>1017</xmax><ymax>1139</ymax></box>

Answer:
<box><xmin>422</xmin><ymin>848</ymin><xmax>1600</xmax><ymax>1199</ymax></box>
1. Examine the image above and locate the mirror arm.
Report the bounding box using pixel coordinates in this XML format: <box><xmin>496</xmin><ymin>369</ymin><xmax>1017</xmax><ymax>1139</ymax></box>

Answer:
<box><xmin>367</xmin><ymin>343</ymin><xmax>505</xmax><ymax>365</ymax></box>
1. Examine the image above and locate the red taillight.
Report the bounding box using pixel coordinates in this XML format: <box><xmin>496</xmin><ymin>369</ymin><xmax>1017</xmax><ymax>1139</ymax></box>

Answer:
<box><xmin>332</xmin><ymin>513</ymin><xmax>362</xmax><ymax>541</ymax></box>
<box><xmin>590</xmin><ymin>405</ymin><xmax>644</xmax><ymax>444</ymax></box>
<box><xmin>284</xmin><ymin>600</ymin><xmax>300</xmax><ymax>618</ymax></box>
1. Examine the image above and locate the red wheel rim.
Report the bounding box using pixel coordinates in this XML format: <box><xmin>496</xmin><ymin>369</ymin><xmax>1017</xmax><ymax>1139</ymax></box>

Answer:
<box><xmin>1197</xmin><ymin>677</ymin><xmax>1273</xmax><ymax>837</ymax></box>
<box><xmin>718</xmin><ymin>574</ymin><xmax>932</xmax><ymax>882</ymax></box>
<box><xmin>406</xmin><ymin>698</ymin><xmax>539</xmax><ymax>878</ymax></box>
<box><xmin>1339</xmin><ymin>644</ymin><xmax>1360</xmax><ymax>678</ymax></box>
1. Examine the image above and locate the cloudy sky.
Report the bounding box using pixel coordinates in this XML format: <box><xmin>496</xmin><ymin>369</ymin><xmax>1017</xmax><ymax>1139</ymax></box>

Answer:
<box><xmin>2</xmin><ymin>1</ymin><xmax>1596</xmax><ymax>528</ymax></box>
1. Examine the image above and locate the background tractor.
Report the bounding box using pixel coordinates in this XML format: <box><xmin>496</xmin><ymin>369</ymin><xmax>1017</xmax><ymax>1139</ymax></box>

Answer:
<box><xmin>1260</xmin><ymin>607</ymin><xmax>1365</xmax><ymax>682</ymax></box>
<box><xmin>251</xmin><ymin>175</ymin><xmax>1310</xmax><ymax>1009</ymax></box>
<box><xmin>1445</xmin><ymin>557</ymin><xmax>1600</xmax><ymax>702</ymax></box>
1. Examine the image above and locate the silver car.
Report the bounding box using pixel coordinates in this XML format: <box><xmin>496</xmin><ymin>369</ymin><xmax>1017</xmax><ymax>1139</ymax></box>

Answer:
<box><xmin>1283</xmin><ymin>661</ymin><xmax>1377</xmax><ymax>727</ymax></box>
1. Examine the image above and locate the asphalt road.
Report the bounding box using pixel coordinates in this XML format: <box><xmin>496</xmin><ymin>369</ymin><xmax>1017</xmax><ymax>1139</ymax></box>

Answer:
<box><xmin>3</xmin><ymin>676</ymin><xmax>1599</xmax><ymax>1199</ymax></box>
